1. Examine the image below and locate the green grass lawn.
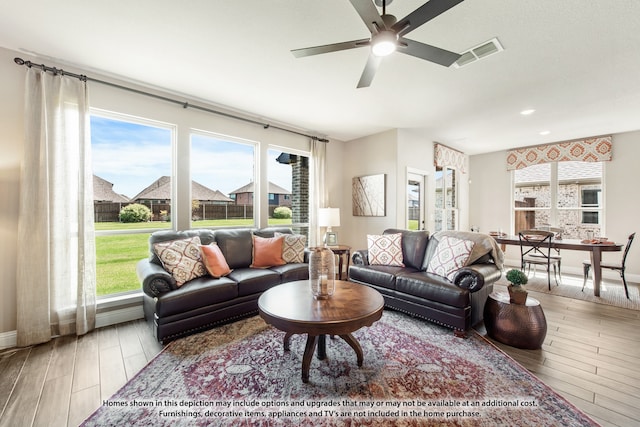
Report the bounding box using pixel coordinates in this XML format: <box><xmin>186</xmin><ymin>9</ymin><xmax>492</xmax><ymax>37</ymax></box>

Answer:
<box><xmin>96</xmin><ymin>233</ymin><xmax>149</xmax><ymax>296</ymax></box>
<box><xmin>95</xmin><ymin>219</ymin><xmax>294</xmax><ymax>296</ymax></box>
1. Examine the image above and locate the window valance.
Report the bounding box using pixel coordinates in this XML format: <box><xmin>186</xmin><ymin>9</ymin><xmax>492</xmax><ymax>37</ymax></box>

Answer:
<box><xmin>506</xmin><ymin>136</ymin><xmax>612</xmax><ymax>170</ymax></box>
<box><xmin>434</xmin><ymin>143</ymin><xmax>466</xmax><ymax>173</ymax></box>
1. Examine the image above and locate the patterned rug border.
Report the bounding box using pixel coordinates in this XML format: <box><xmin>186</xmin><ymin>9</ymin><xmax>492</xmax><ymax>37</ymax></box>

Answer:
<box><xmin>82</xmin><ymin>312</ymin><xmax>599</xmax><ymax>426</ymax></box>
<box><xmin>469</xmin><ymin>328</ymin><xmax>595</xmax><ymax>424</ymax></box>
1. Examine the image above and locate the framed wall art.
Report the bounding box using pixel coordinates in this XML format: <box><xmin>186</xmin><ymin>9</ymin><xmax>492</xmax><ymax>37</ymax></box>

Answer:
<box><xmin>352</xmin><ymin>173</ymin><xmax>386</xmax><ymax>217</ymax></box>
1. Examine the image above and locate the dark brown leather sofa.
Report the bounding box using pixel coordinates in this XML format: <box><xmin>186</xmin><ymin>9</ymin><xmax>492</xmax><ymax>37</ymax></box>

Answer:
<box><xmin>137</xmin><ymin>227</ymin><xmax>308</xmax><ymax>343</ymax></box>
<box><xmin>348</xmin><ymin>229</ymin><xmax>503</xmax><ymax>336</ymax></box>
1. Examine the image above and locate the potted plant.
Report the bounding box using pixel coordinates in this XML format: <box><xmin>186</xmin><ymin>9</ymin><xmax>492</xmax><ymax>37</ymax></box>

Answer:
<box><xmin>506</xmin><ymin>269</ymin><xmax>528</xmax><ymax>305</ymax></box>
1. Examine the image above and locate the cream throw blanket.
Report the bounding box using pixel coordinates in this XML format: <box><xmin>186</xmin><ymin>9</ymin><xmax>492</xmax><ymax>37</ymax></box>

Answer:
<box><xmin>433</xmin><ymin>230</ymin><xmax>505</xmax><ymax>270</ymax></box>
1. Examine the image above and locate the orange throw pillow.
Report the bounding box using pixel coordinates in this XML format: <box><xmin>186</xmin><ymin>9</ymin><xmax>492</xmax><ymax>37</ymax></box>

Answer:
<box><xmin>251</xmin><ymin>235</ymin><xmax>286</xmax><ymax>268</ymax></box>
<box><xmin>200</xmin><ymin>244</ymin><xmax>232</xmax><ymax>278</ymax></box>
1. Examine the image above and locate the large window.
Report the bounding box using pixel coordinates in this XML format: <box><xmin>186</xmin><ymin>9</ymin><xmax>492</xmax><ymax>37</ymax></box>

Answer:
<box><xmin>190</xmin><ymin>132</ymin><xmax>256</xmax><ymax>227</ymax></box>
<box><xmin>91</xmin><ymin>112</ymin><xmax>174</xmax><ymax>296</ymax></box>
<box><xmin>513</xmin><ymin>161</ymin><xmax>603</xmax><ymax>239</ymax></box>
<box><xmin>267</xmin><ymin>148</ymin><xmax>310</xmax><ymax>236</ymax></box>
<box><xmin>434</xmin><ymin>166</ymin><xmax>458</xmax><ymax>231</ymax></box>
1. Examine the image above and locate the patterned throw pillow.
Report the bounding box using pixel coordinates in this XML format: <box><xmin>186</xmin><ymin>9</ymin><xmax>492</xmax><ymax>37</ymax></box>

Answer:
<box><xmin>153</xmin><ymin>236</ymin><xmax>207</xmax><ymax>287</ymax></box>
<box><xmin>200</xmin><ymin>243</ymin><xmax>232</xmax><ymax>278</ymax></box>
<box><xmin>275</xmin><ymin>232</ymin><xmax>307</xmax><ymax>263</ymax></box>
<box><xmin>251</xmin><ymin>235</ymin><xmax>286</xmax><ymax>268</ymax></box>
<box><xmin>367</xmin><ymin>233</ymin><xmax>404</xmax><ymax>266</ymax></box>
<box><xmin>426</xmin><ymin>236</ymin><xmax>475</xmax><ymax>281</ymax></box>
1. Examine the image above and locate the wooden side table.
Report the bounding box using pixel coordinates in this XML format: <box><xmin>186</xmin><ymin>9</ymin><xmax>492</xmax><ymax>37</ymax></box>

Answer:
<box><xmin>327</xmin><ymin>245</ymin><xmax>351</xmax><ymax>280</ymax></box>
<box><xmin>483</xmin><ymin>292</ymin><xmax>547</xmax><ymax>349</ymax></box>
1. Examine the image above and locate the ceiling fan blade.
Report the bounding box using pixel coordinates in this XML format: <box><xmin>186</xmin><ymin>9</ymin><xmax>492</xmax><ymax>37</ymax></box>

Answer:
<box><xmin>349</xmin><ymin>0</ymin><xmax>386</xmax><ymax>34</ymax></box>
<box><xmin>398</xmin><ymin>38</ymin><xmax>461</xmax><ymax>66</ymax></box>
<box><xmin>357</xmin><ymin>54</ymin><xmax>382</xmax><ymax>88</ymax></box>
<box><xmin>291</xmin><ymin>39</ymin><xmax>370</xmax><ymax>58</ymax></box>
<box><xmin>392</xmin><ymin>0</ymin><xmax>465</xmax><ymax>37</ymax></box>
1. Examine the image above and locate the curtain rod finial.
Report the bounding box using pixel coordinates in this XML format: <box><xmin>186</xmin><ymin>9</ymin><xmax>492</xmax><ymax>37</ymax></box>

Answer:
<box><xmin>14</xmin><ymin>57</ymin><xmax>25</xmax><ymax>65</ymax></box>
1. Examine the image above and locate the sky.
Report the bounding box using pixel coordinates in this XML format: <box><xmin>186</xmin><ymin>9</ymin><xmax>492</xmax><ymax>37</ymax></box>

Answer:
<box><xmin>91</xmin><ymin>115</ymin><xmax>293</xmax><ymax>199</ymax></box>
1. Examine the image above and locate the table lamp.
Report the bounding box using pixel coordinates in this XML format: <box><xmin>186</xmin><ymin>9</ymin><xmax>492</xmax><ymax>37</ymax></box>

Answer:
<box><xmin>318</xmin><ymin>207</ymin><xmax>340</xmax><ymax>246</ymax></box>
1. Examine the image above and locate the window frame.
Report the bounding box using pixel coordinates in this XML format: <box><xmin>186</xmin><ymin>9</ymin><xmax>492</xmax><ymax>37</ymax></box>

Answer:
<box><xmin>267</xmin><ymin>145</ymin><xmax>311</xmax><ymax>232</ymax></box>
<box><xmin>512</xmin><ymin>161</ymin><xmax>605</xmax><ymax>237</ymax></box>
<box><xmin>91</xmin><ymin>108</ymin><xmax>177</xmax><ymax>299</ymax></box>
<box><xmin>189</xmin><ymin>129</ymin><xmax>259</xmax><ymax>229</ymax></box>
<box><xmin>434</xmin><ymin>165</ymin><xmax>459</xmax><ymax>231</ymax></box>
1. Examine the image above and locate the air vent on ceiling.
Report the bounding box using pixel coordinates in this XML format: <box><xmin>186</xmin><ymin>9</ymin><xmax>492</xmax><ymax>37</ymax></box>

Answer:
<box><xmin>453</xmin><ymin>37</ymin><xmax>503</xmax><ymax>68</ymax></box>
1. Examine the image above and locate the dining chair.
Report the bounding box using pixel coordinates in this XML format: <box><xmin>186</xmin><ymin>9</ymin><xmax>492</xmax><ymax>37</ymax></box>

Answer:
<box><xmin>529</xmin><ymin>226</ymin><xmax>563</xmax><ymax>277</ymax></box>
<box><xmin>582</xmin><ymin>232</ymin><xmax>635</xmax><ymax>299</ymax></box>
<box><xmin>519</xmin><ymin>229</ymin><xmax>561</xmax><ymax>290</ymax></box>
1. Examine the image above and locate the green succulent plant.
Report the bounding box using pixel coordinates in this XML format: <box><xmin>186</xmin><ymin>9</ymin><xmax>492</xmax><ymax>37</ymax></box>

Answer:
<box><xmin>506</xmin><ymin>269</ymin><xmax>528</xmax><ymax>287</ymax></box>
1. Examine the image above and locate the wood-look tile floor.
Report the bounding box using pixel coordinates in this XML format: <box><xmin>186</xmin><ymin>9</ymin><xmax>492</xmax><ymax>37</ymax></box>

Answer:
<box><xmin>1</xmin><ymin>291</ymin><xmax>638</xmax><ymax>426</ymax></box>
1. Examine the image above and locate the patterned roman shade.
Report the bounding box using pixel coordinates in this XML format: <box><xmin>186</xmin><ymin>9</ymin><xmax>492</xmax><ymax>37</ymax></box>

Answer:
<box><xmin>434</xmin><ymin>143</ymin><xmax>466</xmax><ymax>173</ymax></box>
<box><xmin>506</xmin><ymin>136</ymin><xmax>612</xmax><ymax>170</ymax></box>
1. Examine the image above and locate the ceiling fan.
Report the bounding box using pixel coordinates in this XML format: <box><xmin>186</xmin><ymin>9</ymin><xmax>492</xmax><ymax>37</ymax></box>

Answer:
<box><xmin>291</xmin><ymin>0</ymin><xmax>465</xmax><ymax>88</ymax></box>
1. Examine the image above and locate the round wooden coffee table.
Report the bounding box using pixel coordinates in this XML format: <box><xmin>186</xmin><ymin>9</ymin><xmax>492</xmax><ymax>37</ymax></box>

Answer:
<box><xmin>258</xmin><ymin>280</ymin><xmax>384</xmax><ymax>383</ymax></box>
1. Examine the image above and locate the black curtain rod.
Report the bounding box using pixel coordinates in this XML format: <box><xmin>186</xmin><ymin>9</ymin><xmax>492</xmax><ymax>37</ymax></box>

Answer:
<box><xmin>13</xmin><ymin>57</ymin><xmax>329</xmax><ymax>143</ymax></box>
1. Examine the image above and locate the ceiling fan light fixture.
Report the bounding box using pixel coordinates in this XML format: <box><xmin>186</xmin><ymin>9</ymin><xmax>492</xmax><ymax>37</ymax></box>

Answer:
<box><xmin>371</xmin><ymin>31</ymin><xmax>397</xmax><ymax>57</ymax></box>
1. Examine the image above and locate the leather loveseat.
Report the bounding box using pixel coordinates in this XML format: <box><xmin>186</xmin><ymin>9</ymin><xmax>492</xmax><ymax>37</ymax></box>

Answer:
<box><xmin>348</xmin><ymin>229</ymin><xmax>503</xmax><ymax>336</ymax></box>
<box><xmin>137</xmin><ymin>227</ymin><xmax>308</xmax><ymax>343</ymax></box>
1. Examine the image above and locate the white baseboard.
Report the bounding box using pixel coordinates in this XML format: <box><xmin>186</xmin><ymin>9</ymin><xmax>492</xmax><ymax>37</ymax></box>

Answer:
<box><xmin>0</xmin><ymin>305</ymin><xmax>144</xmax><ymax>351</ymax></box>
<box><xmin>0</xmin><ymin>330</ymin><xmax>17</xmax><ymax>350</ymax></box>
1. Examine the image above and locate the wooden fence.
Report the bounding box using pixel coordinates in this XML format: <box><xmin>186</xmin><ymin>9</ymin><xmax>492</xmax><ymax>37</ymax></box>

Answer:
<box><xmin>94</xmin><ymin>202</ymin><xmax>280</xmax><ymax>222</ymax></box>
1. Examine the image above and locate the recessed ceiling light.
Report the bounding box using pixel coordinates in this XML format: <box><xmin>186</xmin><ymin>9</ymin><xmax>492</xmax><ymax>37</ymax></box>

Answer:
<box><xmin>520</xmin><ymin>109</ymin><xmax>535</xmax><ymax>115</ymax></box>
<box><xmin>539</xmin><ymin>130</ymin><xmax>551</xmax><ymax>135</ymax></box>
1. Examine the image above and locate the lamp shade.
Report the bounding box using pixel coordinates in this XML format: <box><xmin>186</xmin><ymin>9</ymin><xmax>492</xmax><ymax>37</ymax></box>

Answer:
<box><xmin>318</xmin><ymin>208</ymin><xmax>340</xmax><ymax>228</ymax></box>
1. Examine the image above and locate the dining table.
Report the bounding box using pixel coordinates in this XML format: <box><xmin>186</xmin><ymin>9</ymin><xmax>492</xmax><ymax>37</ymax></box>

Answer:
<box><xmin>493</xmin><ymin>235</ymin><xmax>623</xmax><ymax>297</ymax></box>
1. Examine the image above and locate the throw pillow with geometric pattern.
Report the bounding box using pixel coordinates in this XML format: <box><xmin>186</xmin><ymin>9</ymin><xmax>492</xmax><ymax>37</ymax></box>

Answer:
<box><xmin>275</xmin><ymin>232</ymin><xmax>307</xmax><ymax>263</ymax></box>
<box><xmin>153</xmin><ymin>236</ymin><xmax>207</xmax><ymax>287</ymax></box>
<box><xmin>426</xmin><ymin>236</ymin><xmax>475</xmax><ymax>281</ymax></box>
<box><xmin>367</xmin><ymin>233</ymin><xmax>405</xmax><ymax>266</ymax></box>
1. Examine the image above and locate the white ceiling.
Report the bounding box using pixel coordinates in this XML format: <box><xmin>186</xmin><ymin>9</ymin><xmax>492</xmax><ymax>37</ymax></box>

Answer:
<box><xmin>2</xmin><ymin>0</ymin><xmax>640</xmax><ymax>155</ymax></box>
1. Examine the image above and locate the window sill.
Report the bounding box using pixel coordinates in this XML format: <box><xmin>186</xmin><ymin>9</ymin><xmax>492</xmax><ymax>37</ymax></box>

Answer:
<box><xmin>96</xmin><ymin>291</ymin><xmax>145</xmax><ymax>328</ymax></box>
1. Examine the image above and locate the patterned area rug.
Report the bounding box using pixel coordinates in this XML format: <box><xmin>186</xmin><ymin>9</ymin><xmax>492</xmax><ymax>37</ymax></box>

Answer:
<box><xmin>496</xmin><ymin>272</ymin><xmax>640</xmax><ymax>310</ymax></box>
<box><xmin>82</xmin><ymin>311</ymin><xmax>597</xmax><ymax>426</ymax></box>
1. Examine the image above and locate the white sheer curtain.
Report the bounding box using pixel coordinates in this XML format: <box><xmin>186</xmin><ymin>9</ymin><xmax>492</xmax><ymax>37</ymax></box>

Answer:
<box><xmin>16</xmin><ymin>68</ymin><xmax>96</xmax><ymax>347</ymax></box>
<box><xmin>309</xmin><ymin>138</ymin><xmax>327</xmax><ymax>247</ymax></box>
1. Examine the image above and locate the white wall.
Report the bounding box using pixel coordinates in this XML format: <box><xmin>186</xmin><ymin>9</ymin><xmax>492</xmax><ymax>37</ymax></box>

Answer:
<box><xmin>340</xmin><ymin>128</ymin><xmax>471</xmax><ymax>251</ymax></box>
<box><xmin>469</xmin><ymin>133</ymin><xmax>640</xmax><ymax>279</ymax></box>
<box><xmin>0</xmin><ymin>48</ymin><xmax>24</xmax><ymax>340</ymax></box>
<box><xmin>340</xmin><ymin>129</ymin><xmax>399</xmax><ymax>250</ymax></box>
<box><xmin>0</xmin><ymin>46</ymin><xmax>344</xmax><ymax>337</ymax></box>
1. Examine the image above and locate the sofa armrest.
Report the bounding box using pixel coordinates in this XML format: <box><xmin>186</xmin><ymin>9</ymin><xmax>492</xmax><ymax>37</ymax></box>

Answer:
<box><xmin>136</xmin><ymin>259</ymin><xmax>177</xmax><ymax>298</ymax></box>
<box><xmin>451</xmin><ymin>263</ymin><xmax>502</xmax><ymax>293</ymax></box>
<box><xmin>351</xmin><ymin>249</ymin><xmax>370</xmax><ymax>266</ymax></box>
